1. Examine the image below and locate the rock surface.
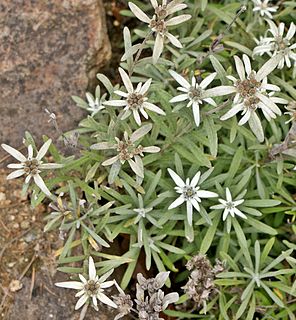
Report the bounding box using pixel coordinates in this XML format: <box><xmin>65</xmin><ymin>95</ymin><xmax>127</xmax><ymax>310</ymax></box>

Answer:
<box><xmin>0</xmin><ymin>0</ymin><xmax>111</xmax><ymax>156</ymax></box>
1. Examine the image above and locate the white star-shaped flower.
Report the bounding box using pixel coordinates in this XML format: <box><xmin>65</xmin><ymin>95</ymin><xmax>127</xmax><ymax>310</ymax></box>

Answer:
<box><xmin>252</xmin><ymin>0</ymin><xmax>278</xmax><ymax>19</ymax></box>
<box><xmin>91</xmin><ymin>124</ymin><xmax>160</xmax><ymax>178</ymax></box>
<box><xmin>210</xmin><ymin>187</ymin><xmax>247</xmax><ymax>221</ymax></box>
<box><xmin>168</xmin><ymin>168</ymin><xmax>218</xmax><ymax>226</ymax></box>
<box><xmin>1</xmin><ymin>139</ymin><xmax>63</xmax><ymax>197</ymax></box>
<box><xmin>128</xmin><ymin>0</ymin><xmax>191</xmax><ymax>63</ymax></box>
<box><xmin>220</xmin><ymin>54</ymin><xmax>287</xmax><ymax>142</ymax></box>
<box><xmin>55</xmin><ymin>256</ymin><xmax>117</xmax><ymax>311</ymax></box>
<box><xmin>253</xmin><ymin>21</ymin><xmax>296</xmax><ymax>70</ymax></box>
<box><xmin>85</xmin><ymin>92</ymin><xmax>105</xmax><ymax>116</ymax></box>
<box><xmin>104</xmin><ymin>68</ymin><xmax>165</xmax><ymax>126</ymax></box>
<box><xmin>169</xmin><ymin>70</ymin><xmax>234</xmax><ymax>127</ymax></box>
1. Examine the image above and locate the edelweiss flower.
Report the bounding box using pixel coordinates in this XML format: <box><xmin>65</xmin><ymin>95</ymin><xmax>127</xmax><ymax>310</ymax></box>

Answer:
<box><xmin>1</xmin><ymin>139</ymin><xmax>63</xmax><ymax>197</ymax></box>
<box><xmin>135</xmin><ymin>272</ymin><xmax>179</xmax><ymax>319</ymax></box>
<box><xmin>168</xmin><ymin>169</ymin><xmax>218</xmax><ymax>226</ymax></box>
<box><xmin>104</xmin><ymin>68</ymin><xmax>165</xmax><ymax>126</ymax></box>
<box><xmin>253</xmin><ymin>21</ymin><xmax>296</xmax><ymax>69</ymax></box>
<box><xmin>220</xmin><ymin>54</ymin><xmax>287</xmax><ymax>142</ymax></box>
<box><xmin>252</xmin><ymin>0</ymin><xmax>278</xmax><ymax>19</ymax></box>
<box><xmin>113</xmin><ymin>281</ymin><xmax>133</xmax><ymax>320</ymax></box>
<box><xmin>284</xmin><ymin>101</ymin><xmax>296</xmax><ymax>124</ymax></box>
<box><xmin>169</xmin><ymin>70</ymin><xmax>234</xmax><ymax>127</ymax></box>
<box><xmin>128</xmin><ymin>0</ymin><xmax>191</xmax><ymax>63</ymax></box>
<box><xmin>85</xmin><ymin>91</ymin><xmax>105</xmax><ymax>116</ymax></box>
<box><xmin>91</xmin><ymin>124</ymin><xmax>160</xmax><ymax>178</ymax></box>
<box><xmin>210</xmin><ymin>187</ymin><xmax>246</xmax><ymax>221</ymax></box>
<box><xmin>55</xmin><ymin>256</ymin><xmax>117</xmax><ymax>311</ymax></box>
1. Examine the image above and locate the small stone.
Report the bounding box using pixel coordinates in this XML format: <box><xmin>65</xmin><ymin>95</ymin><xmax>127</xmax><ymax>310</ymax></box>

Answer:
<box><xmin>12</xmin><ymin>223</ymin><xmax>19</xmax><ymax>229</ymax></box>
<box><xmin>8</xmin><ymin>215</ymin><xmax>15</xmax><ymax>221</ymax></box>
<box><xmin>0</xmin><ymin>192</ymin><xmax>6</xmax><ymax>201</ymax></box>
<box><xmin>18</xmin><ymin>242</ymin><xmax>28</xmax><ymax>251</ymax></box>
<box><xmin>20</xmin><ymin>221</ymin><xmax>30</xmax><ymax>229</ymax></box>
<box><xmin>8</xmin><ymin>262</ymin><xmax>16</xmax><ymax>268</ymax></box>
<box><xmin>9</xmin><ymin>280</ymin><xmax>23</xmax><ymax>292</ymax></box>
<box><xmin>24</xmin><ymin>232</ymin><xmax>37</xmax><ymax>243</ymax></box>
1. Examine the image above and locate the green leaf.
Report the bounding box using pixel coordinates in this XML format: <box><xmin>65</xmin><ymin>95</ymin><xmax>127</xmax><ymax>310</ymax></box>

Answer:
<box><xmin>174</xmin><ymin>153</ymin><xmax>184</xmax><ymax>178</ymax></box>
<box><xmin>261</xmin><ymin>237</ymin><xmax>275</xmax><ymax>267</ymax></box>
<box><xmin>57</xmin><ymin>267</ymin><xmax>83</xmax><ymax>273</ymax></box>
<box><xmin>121</xmin><ymin>248</ymin><xmax>140</xmax><ymax>290</ymax></box>
<box><xmin>158</xmin><ymin>249</ymin><xmax>178</xmax><ymax>272</ymax></box>
<box><xmin>144</xmin><ymin>170</ymin><xmax>162</xmax><ymax>201</ymax></box>
<box><xmin>164</xmin><ymin>310</ymin><xmax>203</xmax><ymax>318</ymax></box>
<box><xmin>243</xmin><ymin>199</ymin><xmax>281</xmax><ymax>207</ymax></box>
<box><xmin>204</xmin><ymin>117</ymin><xmax>218</xmax><ymax>157</ymax></box>
<box><xmin>236</xmin><ymin>286</ymin><xmax>253</xmax><ymax>319</ymax></box>
<box><xmin>246</xmin><ymin>216</ymin><xmax>278</xmax><ymax>235</ymax></box>
<box><xmin>157</xmin><ymin>241</ymin><xmax>185</xmax><ymax>255</ymax></box>
<box><xmin>224</xmin><ymin>41</ymin><xmax>253</xmax><ymax>56</ymax></box>
<box><xmin>232</xmin><ymin>218</ymin><xmax>253</xmax><ymax>268</ymax></box>
<box><xmin>254</xmin><ymin>240</ymin><xmax>261</xmax><ymax>273</ymax></box>
<box><xmin>209</xmin><ymin>55</ymin><xmax>228</xmax><ymax>84</ymax></box>
<box><xmin>270</xmin><ymin>75</ymin><xmax>296</xmax><ymax>100</ymax></box>
<box><xmin>262</xmin><ymin>249</ymin><xmax>293</xmax><ymax>273</ymax></box>
<box><xmin>215</xmin><ymin>279</ymin><xmax>245</xmax><ymax>286</ymax></box>
<box><xmin>225</xmin><ymin>147</ymin><xmax>243</xmax><ymax>186</ymax></box>
<box><xmin>207</xmin><ymin>5</ymin><xmax>236</xmax><ymax>24</ymax></box>
<box><xmin>80</xmin><ymin>222</ymin><xmax>110</xmax><ymax>248</ymax></box>
<box><xmin>246</xmin><ymin>294</ymin><xmax>256</xmax><ymax>320</ymax></box>
<box><xmin>59</xmin><ymin>226</ymin><xmax>76</xmax><ymax>260</ymax></box>
<box><xmin>72</xmin><ymin>95</ymin><xmax>88</xmax><ymax>108</ymax></box>
<box><xmin>97</xmin><ymin>73</ymin><xmax>114</xmax><ymax>95</ymax></box>
<box><xmin>201</xmin><ymin>0</ymin><xmax>208</xmax><ymax>11</ymax></box>
<box><xmin>200</xmin><ymin>215</ymin><xmax>219</xmax><ymax>254</ymax></box>
<box><xmin>85</xmin><ymin>162</ymin><xmax>100</xmax><ymax>182</ymax></box>
<box><xmin>219</xmin><ymin>293</ymin><xmax>230</xmax><ymax>320</ymax></box>
<box><xmin>261</xmin><ymin>281</ymin><xmax>285</xmax><ymax>307</ymax></box>
<box><xmin>256</xmin><ymin>167</ymin><xmax>267</xmax><ymax>199</ymax></box>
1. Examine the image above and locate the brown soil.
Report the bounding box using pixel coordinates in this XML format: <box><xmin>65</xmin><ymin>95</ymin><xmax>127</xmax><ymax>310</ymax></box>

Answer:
<box><xmin>0</xmin><ymin>169</ymin><xmax>117</xmax><ymax>320</ymax></box>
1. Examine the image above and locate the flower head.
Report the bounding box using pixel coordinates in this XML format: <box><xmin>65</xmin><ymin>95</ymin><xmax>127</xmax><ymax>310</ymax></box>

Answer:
<box><xmin>220</xmin><ymin>54</ymin><xmax>287</xmax><ymax>142</ymax></box>
<box><xmin>183</xmin><ymin>254</ymin><xmax>225</xmax><ymax>307</ymax></box>
<box><xmin>168</xmin><ymin>168</ymin><xmax>218</xmax><ymax>226</ymax></box>
<box><xmin>104</xmin><ymin>68</ymin><xmax>165</xmax><ymax>126</ymax></box>
<box><xmin>210</xmin><ymin>187</ymin><xmax>246</xmax><ymax>221</ymax></box>
<box><xmin>91</xmin><ymin>124</ymin><xmax>160</xmax><ymax>178</ymax></box>
<box><xmin>169</xmin><ymin>70</ymin><xmax>234</xmax><ymax>127</ymax></box>
<box><xmin>135</xmin><ymin>271</ymin><xmax>179</xmax><ymax>319</ymax></box>
<box><xmin>252</xmin><ymin>0</ymin><xmax>278</xmax><ymax>19</ymax></box>
<box><xmin>253</xmin><ymin>21</ymin><xmax>296</xmax><ymax>69</ymax></box>
<box><xmin>1</xmin><ymin>139</ymin><xmax>63</xmax><ymax>197</ymax></box>
<box><xmin>85</xmin><ymin>91</ymin><xmax>105</xmax><ymax>116</ymax></box>
<box><xmin>284</xmin><ymin>101</ymin><xmax>296</xmax><ymax>124</ymax></box>
<box><xmin>113</xmin><ymin>281</ymin><xmax>133</xmax><ymax>320</ymax></box>
<box><xmin>55</xmin><ymin>256</ymin><xmax>117</xmax><ymax>311</ymax></box>
<box><xmin>128</xmin><ymin>1</ymin><xmax>191</xmax><ymax>63</ymax></box>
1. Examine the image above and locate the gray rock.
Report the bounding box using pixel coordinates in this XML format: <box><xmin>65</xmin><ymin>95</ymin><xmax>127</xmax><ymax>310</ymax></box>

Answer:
<box><xmin>0</xmin><ymin>0</ymin><xmax>111</xmax><ymax>156</ymax></box>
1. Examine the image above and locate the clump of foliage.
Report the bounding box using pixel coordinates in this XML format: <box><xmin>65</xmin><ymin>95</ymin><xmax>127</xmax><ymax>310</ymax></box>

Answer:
<box><xmin>2</xmin><ymin>0</ymin><xmax>296</xmax><ymax>319</ymax></box>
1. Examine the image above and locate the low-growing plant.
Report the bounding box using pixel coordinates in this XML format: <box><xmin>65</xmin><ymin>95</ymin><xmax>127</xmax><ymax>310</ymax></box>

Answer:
<box><xmin>2</xmin><ymin>0</ymin><xmax>296</xmax><ymax>319</ymax></box>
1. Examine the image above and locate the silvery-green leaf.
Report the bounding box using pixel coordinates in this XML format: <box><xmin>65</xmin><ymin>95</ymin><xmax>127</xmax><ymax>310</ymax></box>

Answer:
<box><xmin>108</xmin><ymin>161</ymin><xmax>121</xmax><ymax>184</ymax></box>
<box><xmin>248</xmin><ymin>112</ymin><xmax>264</xmax><ymax>142</ymax></box>
<box><xmin>130</xmin><ymin>124</ymin><xmax>152</xmax><ymax>142</ymax></box>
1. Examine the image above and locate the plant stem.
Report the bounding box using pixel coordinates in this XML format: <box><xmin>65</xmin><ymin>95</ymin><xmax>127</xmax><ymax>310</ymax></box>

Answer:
<box><xmin>197</xmin><ymin>5</ymin><xmax>247</xmax><ymax>66</ymax></box>
<box><xmin>129</xmin><ymin>31</ymin><xmax>153</xmax><ymax>77</ymax></box>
